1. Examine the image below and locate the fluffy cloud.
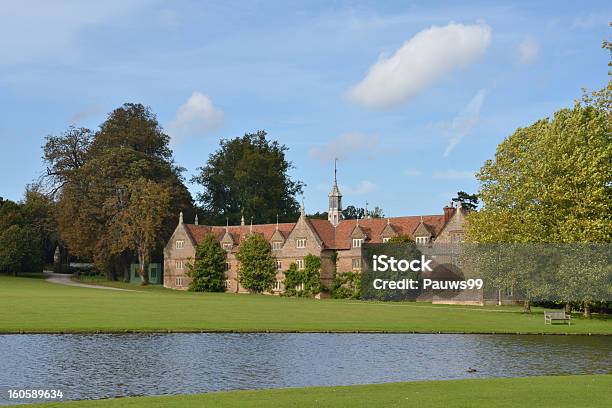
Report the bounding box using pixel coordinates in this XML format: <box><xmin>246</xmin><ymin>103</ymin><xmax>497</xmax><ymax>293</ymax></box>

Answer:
<box><xmin>167</xmin><ymin>92</ymin><xmax>224</xmax><ymax>139</ymax></box>
<box><xmin>515</xmin><ymin>38</ymin><xmax>539</xmax><ymax>64</ymax></box>
<box><xmin>443</xmin><ymin>88</ymin><xmax>487</xmax><ymax>157</ymax></box>
<box><xmin>309</xmin><ymin>133</ymin><xmax>379</xmax><ymax>163</ymax></box>
<box><xmin>432</xmin><ymin>170</ymin><xmax>475</xmax><ymax>180</ymax></box>
<box><xmin>347</xmin><ymin>22</ymin><xmax>492</xmax><ymax>109</ymax></box>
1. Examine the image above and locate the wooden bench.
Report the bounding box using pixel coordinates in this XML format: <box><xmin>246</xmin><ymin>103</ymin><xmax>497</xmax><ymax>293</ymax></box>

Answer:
<box><xmin>544</xmin><ymin>311</ymin><xmax>571</xmax><ymax>325</ymax></box>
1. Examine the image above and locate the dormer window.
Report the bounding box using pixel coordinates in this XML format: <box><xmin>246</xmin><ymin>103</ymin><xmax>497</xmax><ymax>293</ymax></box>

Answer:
<box><xmin>352</xmin><ymin>238</ymin><xmax>364</xmax><ymax>248</ymax></box>
<box><xmin>175</xmin><ymin>240</ymin><xmax>185</xmax><ymax>249</ymax></box>
<box><xmin>222</xmin><ymin>242</ymin><xmax>233</xmax><ymax>251</ymax></box>
<box><xmin>272</xmin><ymin>241</ymin><xmax>283</xmax><ymax>250</ymax></box>
<box><xmin>296</xmin><ymin>238</ymin><xmax>306</xmax><ymax>248</ymax></box>
<box><xmin>415</xmin><ymin>236</ymin><xmax>429</xmax><ymax>245</ymax></box>
<box><xmin>382</xmin><ymin>237</ymin><xmax>390</xmax><ymax>243</ymax></box>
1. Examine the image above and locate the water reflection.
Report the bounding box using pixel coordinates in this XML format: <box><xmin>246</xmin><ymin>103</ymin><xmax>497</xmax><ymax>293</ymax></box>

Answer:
<box><xmin>0</xmin><ymin>333</ymin><xmax>610</xmax><ymax>404</ymax></box>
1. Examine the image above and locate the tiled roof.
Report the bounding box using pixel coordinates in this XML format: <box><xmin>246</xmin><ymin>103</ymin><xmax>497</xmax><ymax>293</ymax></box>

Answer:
<box><xmin>183</xmin><ymin>212</ymin><xmax>450</xmax><ymax>251</ymax></box>
<box><xmin>185</xmin><ymin>222</ymin><xmax>295</xmax><ymax>249</ymax></box>
<box><xmin>312</xmin><ymin>215</ymin><xmax>447</xmax><ymax>250</ymax></box>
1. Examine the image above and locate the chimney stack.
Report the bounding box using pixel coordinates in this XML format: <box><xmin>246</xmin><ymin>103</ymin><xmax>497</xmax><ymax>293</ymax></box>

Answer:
<box><xmin>443</xmin><ymin>203</ymin><xmax>455</xmax><ymax>223</ymax></box>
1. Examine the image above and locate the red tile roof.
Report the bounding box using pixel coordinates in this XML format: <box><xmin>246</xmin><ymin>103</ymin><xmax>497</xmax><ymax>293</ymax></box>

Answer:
<box><xmin>184</xmin><ymin>222</ymin><xmax>295</xmax><ymax>250</ymax></box>
<box><xmin>310</xmin><ymin>215</ymin><xmax>447</xmax><ymax>250</ymax></box>
<box><xmin>183</xmin><ymin>212</ymin><xmax>450</xmax><ymax>251</ymax></box>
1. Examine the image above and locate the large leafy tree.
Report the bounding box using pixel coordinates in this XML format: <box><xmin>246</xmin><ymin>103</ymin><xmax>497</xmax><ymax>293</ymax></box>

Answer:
<box><xmin>191</xmin><ymin>131</ymin><xmax>303</xmax><ymax>225</ymax></box>
<box><xmin>466</xmin><ymin>75</ymin><xmax>611</xmax><ymax>312</ymax></box>
<box><xmin>236</xmin><ymin>233</ymin><xmax>277</xmax><ymax>293</ymax></box>
<box><xmin>47</xmin><ymin>103</ymin><xmax>194</xmax><ymax>280</ymax></box>
<box><xmin>107</xmin><ymin>178</ymin><xmax>171</xmax><ymax>285</ymax></box>
<box><xmin>187</xmin><ymin>233</ymin><xmax>227</xmax><ymax>292</ymax></box>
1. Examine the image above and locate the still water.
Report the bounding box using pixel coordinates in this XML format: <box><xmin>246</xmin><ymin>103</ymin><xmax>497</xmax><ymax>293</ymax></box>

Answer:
<box><xmin>0</xmin><ymin>333</ymin><xmax>610</xmax><ymax>404</ymax></box>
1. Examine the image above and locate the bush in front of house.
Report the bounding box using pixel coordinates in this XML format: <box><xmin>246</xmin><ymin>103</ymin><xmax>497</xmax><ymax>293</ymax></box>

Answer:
<box><xmin>236</xmin><ymin>233</ymin><xmax>276</xmax><ymax>293</ymax></box>
<box><xmin>282</xmin><ymin>254</ymin><xmax>322</xmax><ymax>297</ymax></box>
<box><xmin>187</xmin><ymin>232</ymin><xmax>227</xmax><ymax>292</ymax></box>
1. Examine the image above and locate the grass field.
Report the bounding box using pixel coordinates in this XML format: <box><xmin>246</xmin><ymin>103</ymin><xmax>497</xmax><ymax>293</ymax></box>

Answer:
<box><xmin>0</xmin><ymin>275</ymin><xmax>610</xmax><ymax>334</ymax></box>
<box><xmin>17</xmin><ymin>375</ymin><xmax>612</xmax><ymax>408</ymax></box>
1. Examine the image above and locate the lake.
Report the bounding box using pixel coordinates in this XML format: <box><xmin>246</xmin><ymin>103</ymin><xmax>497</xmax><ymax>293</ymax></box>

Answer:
<box><xmin>0</xmin><ymin>333</ymin><xmax>610</xmax><ymax>404</ymax></box>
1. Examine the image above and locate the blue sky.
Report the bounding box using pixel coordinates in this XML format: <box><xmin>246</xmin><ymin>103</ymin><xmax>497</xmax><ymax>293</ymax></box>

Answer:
<box><xmin>1</xmin><ymin>1</ymin><xmax>610</xmax><ymax>217</ymax></box>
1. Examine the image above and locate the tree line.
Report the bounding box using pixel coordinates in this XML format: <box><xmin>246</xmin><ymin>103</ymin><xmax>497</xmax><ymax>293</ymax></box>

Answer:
<box><xmin>0</xmin><ymin>104</ymin><xmax>305</xmax><ymax>281</ymax></box>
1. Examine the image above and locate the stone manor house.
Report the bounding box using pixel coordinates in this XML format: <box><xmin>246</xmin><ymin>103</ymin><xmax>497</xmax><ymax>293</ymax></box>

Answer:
<box><xmin>163</xmin><ymin>170</ymin><xmax>468</xmax><ymax>294</ymax></box>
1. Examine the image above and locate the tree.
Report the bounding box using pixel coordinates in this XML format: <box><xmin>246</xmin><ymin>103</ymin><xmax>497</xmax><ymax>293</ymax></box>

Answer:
<box><xmin>283</xmin><ymin>255</ymin><xmax>322</xmax><ymax>297</ymax></box>
<box><xmin>43</xmin><ymin>126</ymin><xmax>93</xmax><ymax>194</ymax></box>
<box><xmin>342</xmin><ymin>205</ymin><xmax>364</xmax><ymax>220</ymax></box>
<box><xmin>341</xmin><ymin>205</ymin><xmax>384</xmax><ymax>219</ymax></box>
<box><xmin>47</xmin><ymin>103</ymin><xmax>194</xmax><ymax>280</ymax></box>
<box><xmin>236</xmin><ymin>233</ymin><xmax>277</xmax><ymax>293</ymax></box>
<box><xmin>452</xmin><ymin>191</ymin><xmax>479</xmax><ymax>211</ymax></box>
<box><xmin>466</xmin><ymin>76</ymin><xmax>611</xmax><ymax>312</ymax></box>
<box><xmin>108</xmin><ymin>178</ymin><xmax>171</xmax><ymax>285</ymax></box>
<box><xmin>90</xmin><ymin>103</ymin><xmax>172</xmax><ymax>161</ymax></box>
<box><xmin>187</xmin><ymin>233</ymin><xmax>227</xmax><ymax>292</ymax></box>
<box><xmin>0</xmin><ymin>197</ymin><xmax>45</xmax><ymax>275</ymax></box>
<box><xmin>191</xmin><ymin>131</ymin><xmax>303</xmax><ymax>225</ymax></box>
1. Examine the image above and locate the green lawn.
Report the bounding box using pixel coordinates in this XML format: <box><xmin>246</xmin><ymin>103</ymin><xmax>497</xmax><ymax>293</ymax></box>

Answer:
<box><xmin>17</xmin><ymin>375</ymin><xmax>612</xmax><ymax>408</ymax></box>
<box><xmin>0</xmin><ymin>275</ymin><xmax>610</xmax><ymax>334</ymax></box>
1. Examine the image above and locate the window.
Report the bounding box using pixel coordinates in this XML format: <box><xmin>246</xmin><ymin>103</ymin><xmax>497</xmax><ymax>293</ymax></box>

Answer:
<box><xmin>225</xmin><ymin>262</ymin><xmax>230</xmax><ymax>271</ymax></box>
<box><xmin>352</xmin><ymin>238</ymin><xmax>364</xmax><ymax>248</ymax></box>
<box><xmin>175</xmin><ymin>277</ymin><xmax>183</xmax><ymax>286</ymax></box>
<box><xmin>415</xmin><ymin>236</ymin><xmax>429</xmax><ymax>245</ymax></box>
<box><xmin>175</xmin><ymin>240</ymin><xmax>185</xmax><ymax>249</ymax></box>
<box><xmin>296</xmin><ymin>238</ymin><xmax>306</xmax><ymax>248</ymax></box>
<box><xmin>296</xmin><ymin>259</ymin><xmax>304</xmax><ymax>270</ymax></box>
<box><xmin>150</xmin><ymin>267</ymin><xmax>157</xmax><ymax>279</ymax></box>
<box><xmin>222</xmin><ymin>242</ymin><xmax>233</xmax><ymax>251</ymax></box>
<box><xmin>272</xmin><ymin>241</ymin><xmax>283</xmax><ymax>250</ymax></box>
<box><xmin>352</xmin><ymin>258</ymin><xmax>361</xmax><ymax>270</ymax></box>
<box><xmin>295</xmin><ymin>282</ymin><xmax>304</xmax><ymax>291</ymax></box>
<box><xmin>382</xmin><ymin>237</ymin><xmax>390</xmax><ymax>243</ymax></box>
<box><xmin>276</xmin><ymin>260</ymin><xmax>282</xmax><ymax>270</ymax></box>
<box><xmin>224</xmin><ymin>279</ymin><xmax>231</xmax><ymax>289</ymax></box>
<box><xmin>451</xmin><ymin>233</ymin><xmax>465</xmax><ymax>243</ymax></box>
<box><xmin>274</xmin><ymin>280</ymin><xmax>283</xmax><ymax>291</ymax></box>
<box><xmin>175</xmin><ymin>260</ymin><xmax>184</xmax><ymax>270</ymax></box>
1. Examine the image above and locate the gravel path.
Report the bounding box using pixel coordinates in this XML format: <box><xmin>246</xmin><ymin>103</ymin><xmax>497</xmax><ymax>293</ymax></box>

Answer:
<box><xmin>43</xmin><ymin>271</ymin><xmax>138</xmax><ymax>291</ymax></box>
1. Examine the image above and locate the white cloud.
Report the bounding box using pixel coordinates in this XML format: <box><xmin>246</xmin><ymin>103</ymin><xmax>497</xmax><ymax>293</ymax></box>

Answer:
<box><xmin>443</xmin><ymin>89</ymin><xmax>487</xmax><ymax>157</ymax></box>
<box><xmin>432</xmin><ymin>170</ymin><xmax>475</xmax><ymax>180</ymax></box>
<box><xmin>515</xmin><ymin>38</ymin><xmax>539</xmax><ymax>64</ymax></box>
<box><xmin>347</xmin><ymin>22</ymin><xmax>492</xmax><ymax>109</ymax></box>
<box><xmin>309</xmin><ymin>133</ymin><xmax>379</xmax><ymax>163</ymax></box>
<box><xmin>167</xmin><ymin>92</ymin><xmax>224</xmax><ymax>139</ymax></box>
<box><xmin>342</xmin><ymin>180</ymin><xmax>379</xmax><ymax>195</ymax></box>
<box><xmin>403</xmin><ymin>169</ymin><xmax>422</xmax><ymax>177</ymax></box>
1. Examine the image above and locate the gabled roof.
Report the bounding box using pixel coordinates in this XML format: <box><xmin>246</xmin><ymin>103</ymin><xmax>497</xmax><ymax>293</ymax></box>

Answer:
<box><xmin>184</xmin><ymin>222</ymin><xmax>295</xmax><ymax>251</ymax></box>
<box><xmin>308</xmin><ymin>215</ymin><xmax>447</xmax><ymax>250</ymax></box>
<box><xmin>182</xmin><ymin>213</ymin><xmax>448</xmax><ymax>252</ymax></box>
